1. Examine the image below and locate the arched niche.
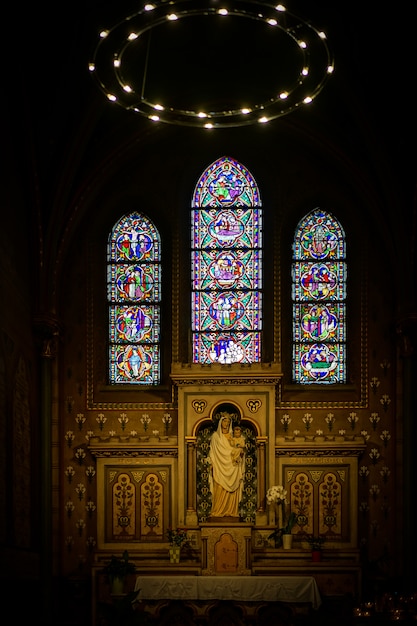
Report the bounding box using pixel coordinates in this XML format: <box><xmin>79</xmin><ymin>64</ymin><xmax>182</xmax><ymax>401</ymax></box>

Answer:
<box><xmin>195</xmin><ymin>402</ymin><xmax>259</xmax><ymax>524</ymax></box>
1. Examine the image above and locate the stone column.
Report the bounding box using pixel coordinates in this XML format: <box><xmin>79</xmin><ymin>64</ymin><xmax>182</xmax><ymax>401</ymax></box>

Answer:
<box><xmin>185</xmin><ymin>437</ymin><xmax>198</xmax><ymax>525</ymax></box>
<box><xmin>34</xmin><ymin>315</ymin><xmax>60</xmax><ymax>626</ymax></box>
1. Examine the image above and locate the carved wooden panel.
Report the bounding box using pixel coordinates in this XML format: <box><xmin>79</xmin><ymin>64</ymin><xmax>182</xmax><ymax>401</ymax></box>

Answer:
<box><xmin>93</xmin><ymin>455</ymin><xmax>177</xmax><ymax>549</ymax></box>
<box><xmin>104</xmin><ymin>465</ymin><xmax>170</xmax><ymax>542</ymax></box>
<box><xmin>201</xmin><ymin>523</ymin><xmax>252</xmax><ymax>576</ymax></box>
<box><xmin>284</xmin><ymin>466</ymin><xmax>349</xmax><ymax>541</ymax></box>
<box><xmin>277</xmin><ymin>450</ymin><xmax>362</xmax><ymax>548</ymax></box>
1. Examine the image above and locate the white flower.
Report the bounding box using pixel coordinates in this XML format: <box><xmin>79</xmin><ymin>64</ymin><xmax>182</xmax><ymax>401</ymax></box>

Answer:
<box><xmin>266</xmin><ymin>485</ymin><xmax>287</xmax><ymax>505</ymax></box>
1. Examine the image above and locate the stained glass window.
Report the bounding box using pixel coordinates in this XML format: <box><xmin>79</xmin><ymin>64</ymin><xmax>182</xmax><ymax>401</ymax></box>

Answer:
<box><xmin>107</xmin><ymin>212</ymin><xmax>161</xmax><ymax>384</ymax></box>
<box><xmin>191</xmin><ymin>156</ymin><xmax>262</xmax><ymax>364</ymax></box>
<box><xmin>292</xmin><ymin>208</ymin><xmax>346</xmax><ymax>384</ymax></box>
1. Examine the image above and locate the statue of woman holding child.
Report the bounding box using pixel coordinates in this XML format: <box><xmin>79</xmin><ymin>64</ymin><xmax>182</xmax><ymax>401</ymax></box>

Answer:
<box><xmin>207</xmin><ymin>411</ymin><xmax>246</xmax><ymax>518</ymax></box>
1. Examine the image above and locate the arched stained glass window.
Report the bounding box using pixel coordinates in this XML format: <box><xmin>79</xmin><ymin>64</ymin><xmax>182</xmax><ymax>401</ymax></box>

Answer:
<box><xmin>107</xmin><ymin>212</ymin><xmax>161</xmax><ymax>384</ymax></box>
<box><xmin>292</xmin><ymin>208</ymin><xmax>346</xmax><ymax>384</ymax></box>
<box><xmin>191</xmin><ymin>156</ymin><xmax>262</xmax><ymax>364</ymax></box>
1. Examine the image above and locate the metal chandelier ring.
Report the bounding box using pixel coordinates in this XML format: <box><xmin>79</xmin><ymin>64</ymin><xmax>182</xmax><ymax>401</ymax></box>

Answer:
<box><xmin>89</xmin><ymin>0</ymin><xmax>334</xmax><ymax>128</ymax></box>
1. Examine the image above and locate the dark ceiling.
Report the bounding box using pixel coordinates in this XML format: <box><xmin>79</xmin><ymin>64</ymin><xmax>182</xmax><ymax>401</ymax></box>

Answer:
<box><xmin>4</xmin><ymin>1</ymin><xmax>417</xmax><ymax>224</ymax></box>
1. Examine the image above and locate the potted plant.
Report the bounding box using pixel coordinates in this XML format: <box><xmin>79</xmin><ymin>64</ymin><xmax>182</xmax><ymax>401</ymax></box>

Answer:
<box><xmin>268</xmin><ymin>511</ymin><xmax>298</xmax><ymax>548</ymax></box>
<box><xmin>304</xmin><ymin>534</ymin><xmax>326</xmax><ymax>561</ymax></box>
<box><xmin>102</xmin><ymin>550</ymin><xmax>137</xmax><ymax>594</ymax></box>
<box><xmin>166</xmin><ymin>527</ymin><xmax>190</xmax><ymax>562</ymax></box>
<box><xmin>266</xmin><ymin>484</ymin><xmax>299</xmax><ymax>548</ymax></box>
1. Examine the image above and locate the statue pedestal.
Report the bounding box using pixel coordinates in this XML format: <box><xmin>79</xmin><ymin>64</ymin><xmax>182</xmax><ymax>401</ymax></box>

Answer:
<box><xmin>201</xmin><ymin>522</ymin><xmax>252</xmax><ymax>575</ymax></box>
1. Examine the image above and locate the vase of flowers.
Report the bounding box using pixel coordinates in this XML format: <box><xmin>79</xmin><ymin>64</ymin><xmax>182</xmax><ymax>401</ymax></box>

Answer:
<box><xmin>266</xmin><ymin>485</ymin><xmax>298</xmax><ymax>548</ymax></box>
<box><xmin>167</xmin><ymin>527</ymin><xmax>190</xmax><ymax>563</ymax></box>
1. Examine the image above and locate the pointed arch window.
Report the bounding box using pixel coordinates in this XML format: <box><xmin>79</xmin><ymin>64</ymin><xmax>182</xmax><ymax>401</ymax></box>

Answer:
<box><xmin>191</xmin><ymin>156</ymin><xmax>262</xmax><ymax>364</ymax></box>
<box><xmin>107</xmin><ymin>212</ymin><xmax>161</xmax><ymax>384</ymax></box>
<box><xmin>292</xmin><ymin>208</ymin><xmax>346</xmax><ymax>384</ymax></box>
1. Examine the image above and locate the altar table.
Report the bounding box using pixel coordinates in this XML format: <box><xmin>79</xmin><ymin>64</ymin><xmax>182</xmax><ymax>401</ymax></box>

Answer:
<box><xmin>134</xmin><ymin>575</ymin><xmax>322</xmax><ymax>610</ymax></box>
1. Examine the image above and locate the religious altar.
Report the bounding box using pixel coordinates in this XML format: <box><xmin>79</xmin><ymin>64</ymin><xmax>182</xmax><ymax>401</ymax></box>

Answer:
<box><xmin>134</xmin><ymin>575</ymin><xmax>322</xmax><ymax>609</ymax></box>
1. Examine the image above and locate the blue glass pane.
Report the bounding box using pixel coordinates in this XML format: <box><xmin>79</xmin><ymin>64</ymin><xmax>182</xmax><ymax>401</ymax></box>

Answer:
<box><xmin>193</xmin><ymin>156</ymin><xmax>261</xmax><ymax>208</ymax></box>
<box><xmin>110</xmin><ymin>305</ymin><xmax>159</xmax><ymax>343</ymax></box>
<box><xmin>109</xmin><ymin>344</ymin><xmax>160</xmax><ymax>384</ymax></box>
<box><xmin>293</xmin><ymin>208</ymin><xmax>345</xmax><ymax>260</ymax></box>
<box><xmin>192</xmin><ymin>291</ymin><xmax>262</xmax><ymax>331</ymax></box>
<box><xmin>292</xmin><ymin>262</ymin><xmax>346</xmax><ymax>301</ymax></box>
<box><xmin>192</xmin><ymin>249</ymin><xmax>262</xmax><ymax>290</ymax></box>
<box><xmin>293</xmin><ymin>342</ymin><xmax>346</xmax><ymax>383</ymax></box>
<box><xmin>108</xmin><ymin>264</ymin><xmax>161</xmax><ymax>302</ymax></box>
<box><xmin>108</xmin><ymin>212</ymin><xmax>160</xmax><ymax>262</ymax></box>
<box><xmin>192</xmin><ymin>207</ymin><xmax>262</xmax><ymax>249</ymax></box>
<box><xmin>293</xmin><ymin>303</ymin><xmax>346</xmax><ymax>342</ymax></box>
<box><xmin>193</xmin><ymin>332</ymin><xmax>261</xmax><ymax>364</ymax></box>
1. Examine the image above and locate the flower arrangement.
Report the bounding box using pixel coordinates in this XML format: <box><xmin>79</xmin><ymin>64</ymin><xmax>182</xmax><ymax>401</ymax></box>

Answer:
<box><xmin>166</xmin><ymin>527</ymin><xmax>190</xmax><ymax>548</ymax></box>
<box><xmin>266</xmin><ymin>484</ymin><xmax>287</xmax><ymax>506</ymax></box>
<box><xmin>102</xmin><ymin>550</ymin><xmax>136</xmax><ymax>582</ymax></box>
<box><xmin>266</xmin><ymin>485</ymin><xmax>298</xmax><ymax>547</ymax></box>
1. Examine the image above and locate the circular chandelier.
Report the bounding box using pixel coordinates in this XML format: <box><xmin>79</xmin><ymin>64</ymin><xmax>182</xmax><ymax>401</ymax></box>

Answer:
<box><xmin>89</xmin><ymin>0</ymin><xmax>334</xmax><ymax>128</ymax></box>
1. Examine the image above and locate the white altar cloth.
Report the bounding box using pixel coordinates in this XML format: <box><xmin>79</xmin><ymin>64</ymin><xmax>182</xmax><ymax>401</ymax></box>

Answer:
<box><xmin>134</xmin><ymin>576</ymin><xmax>322</xmax><ymax>609</ymax></box>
